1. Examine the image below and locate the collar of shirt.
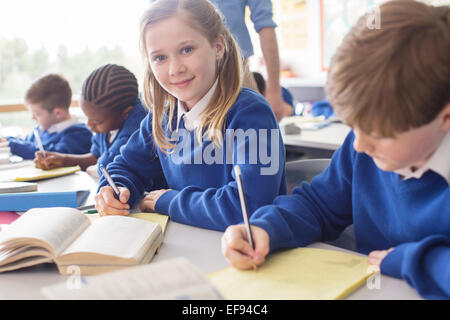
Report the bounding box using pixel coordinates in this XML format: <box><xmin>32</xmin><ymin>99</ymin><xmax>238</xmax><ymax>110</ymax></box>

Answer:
<box><xmin>176</xmin><ymin>79</ymin><xmax>218</xmax><ymax>132</ymax></box>
<box><xmin>108</xmin><ymin>128</ymin><xmax>120</xmax><ymax>144</ymax></box>
<box><xmin>47</xmin><ymin>118</ymin><xmax>79</xmax><ymax>134</ymax></box>
<box><xmin>395</xmin><ymin>132</ymin><xmax>450</xmax><ymax>185</ymax></box>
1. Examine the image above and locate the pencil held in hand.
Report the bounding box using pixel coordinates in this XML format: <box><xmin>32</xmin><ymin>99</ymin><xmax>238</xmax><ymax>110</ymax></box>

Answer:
<box><xmin>233</xmin><ymin>165</ymin><xmax>255</xmax><ymax>250</ymax></box>
<box><xmin>33</xmin><ymin>128</ymin><xmax>46</xmax><ymax>157</ymax></box>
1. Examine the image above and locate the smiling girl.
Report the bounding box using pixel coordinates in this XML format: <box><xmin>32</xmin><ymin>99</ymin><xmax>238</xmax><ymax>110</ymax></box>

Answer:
<box><xmin>95</xmin><ymin>0</ymin><xmax>286</xmax><ymax>231</ymax></box>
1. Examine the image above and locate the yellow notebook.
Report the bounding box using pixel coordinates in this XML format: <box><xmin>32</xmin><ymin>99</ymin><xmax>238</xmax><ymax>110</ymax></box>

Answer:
<box><xmin>13</xmin><ymin>165</ymin><xmax>81</xmax><ymax>182</ymax></box>
<box><xmin>130</xmin><ymin>212</ymin><xmax>169</xmax><ymax>233</ymax></box>
<box><xmin>87</xmin><ymin>212</ymin><xmax>169</xmax><ymax>233</ymax></box>
<box><xmin>207</xmin><ymin>247</ymin><xmax>377</xmax><ymax>300</ymax></box>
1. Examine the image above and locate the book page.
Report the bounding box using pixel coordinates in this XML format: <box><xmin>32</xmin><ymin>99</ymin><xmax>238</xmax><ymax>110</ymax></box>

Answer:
<box><xmin>0</xmin><ymin>207</ymin><xmax>90</xmax><ymax>257</ymax></box>
<box><xmin>41</xmin><ymin>257</ymin><xmax>222</xmax><ymax>300</ymax></box>
<box><xmin>60</xmin><ymin>216</ymin><xmax>160</xmax><ymax>261</ymax></box>
<box><xmin>208</xmin><ymin>247</ymin><xmax>376</xmax><ymax>300</ymax></box>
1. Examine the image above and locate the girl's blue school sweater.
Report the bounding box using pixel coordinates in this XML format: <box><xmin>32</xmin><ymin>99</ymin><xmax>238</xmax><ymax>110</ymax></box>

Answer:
<box><xmin>250</xmin><ymin>132</ymin><xmax>450</xmax><ymax>299</ymax></box>
<box><xmin>99</xmin><ymin>88</ymin><xmax>287</xmax><ymax>231</ymax></box>
<box><xmin>90</xmin><ymin>99</ymin><xmax>148</xmax><ymax>171</ymax></box>
<box><xmin>7</xmin><ymin>123</ymin><xmax>92</xmax><ymax>159</ymax></box>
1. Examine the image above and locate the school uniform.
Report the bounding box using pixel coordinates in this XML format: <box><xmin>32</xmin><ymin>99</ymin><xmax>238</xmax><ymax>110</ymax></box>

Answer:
<box><xmin>248</xmin><ymin>131</ymin><xmax>450</xmax><ymax>299</ymax></box>
<box><xmin>90</xmin><ymin>99</ymin><xmax>148</xmax><ymax>172</ymax></box>
<box><xmin>7</xmin><ymin>119</ymin><xmax>92</xmax><ymax>159</ymax></box>
<box><xmin>99</xmin><ymin>85</ymin><xmax>287</xmax><ymax>231</ymax></box>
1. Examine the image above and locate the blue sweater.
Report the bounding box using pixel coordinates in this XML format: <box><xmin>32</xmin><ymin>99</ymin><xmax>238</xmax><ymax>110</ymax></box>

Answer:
<box><xmin>90</xmin><ymin>99</ymin><xmax>148</xmax><ymax>171</ymax></box>
<box><xmin>7</xmin><ymin>123</ymin><xmax>92</xmax><ymax>159</ymax></box>
<box><xmin>99</xmin><ymin>88</ymin><xmax>287</xmax><ymax>231</ymax></box>
<box><xmin>250</xmin><ymin>132</ymin><xmax>450</xmax><ymax>299</ymax></box>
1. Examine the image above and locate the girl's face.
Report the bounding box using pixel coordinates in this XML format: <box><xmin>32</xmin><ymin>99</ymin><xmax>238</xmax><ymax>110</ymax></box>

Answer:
<box><xmin>81</xmin><ymin>99</ymin><xmax>127</xmax><ymax>134</ymax></box>
<box><xmin>144</xmin><ymin>15</ymin><xmax>224</xmax><ymax>110</ymax></box>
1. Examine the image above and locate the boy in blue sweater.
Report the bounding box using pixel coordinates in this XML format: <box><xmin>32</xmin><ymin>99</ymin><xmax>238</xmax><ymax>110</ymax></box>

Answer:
<box><xmin>34</xmin><ymin>64</ymin><xmax>147</xmax><ymax>177</ymax></box>
<box><xmin>0</xmin><ymin>74</ymin><xmax>92</xmax><ymax>159</ymax></box>
<box><xmin>94</xmin><ymin>0</ymin><xmax>286</xmax><ymax>231</ymax></box>
<box><xmin>221</xmin><ymin>0</ymin><xmax>450</xmax><ymax>299</ymax></box>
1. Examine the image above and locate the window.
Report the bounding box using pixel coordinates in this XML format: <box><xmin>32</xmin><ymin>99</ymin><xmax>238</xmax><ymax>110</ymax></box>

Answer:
<box><xmin>0</xmin><ymin>0</ymin><xmax>149</xmax><ymax>103</ymax></box>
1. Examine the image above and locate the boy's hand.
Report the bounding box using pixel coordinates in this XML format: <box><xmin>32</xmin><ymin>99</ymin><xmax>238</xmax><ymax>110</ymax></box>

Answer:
<box><xmin>368</xmin><ymin>248</ymin><xmax>395</xmax><ymax>267</ymax></box>
<box><xmin>221</xmin><ymin>224</ymin><xmax>270</xmax><ymax>270</ymax></box>
<box><xmin>95</xmin><ymin>186</ymin><xmax>130</xmax><ymax>216</ymax></box>
<box><xmin>34</xmin><ymin>151</ymin><xmax>65</xmax><ymax>169</ymax></box>
<box><xmin>140</xmin><ymin>189</ymin><xmax>171</xmax><ymax>212</ymax></box>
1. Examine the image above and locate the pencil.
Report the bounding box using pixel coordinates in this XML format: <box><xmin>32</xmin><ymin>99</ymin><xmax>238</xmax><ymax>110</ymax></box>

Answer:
<box><xmin>99</xmin><ymin>165</ymin><xmax>120</xmax><ymax>199</ymax></box>
<box><xmin>33</xmin><ymin>128</ymin><xmax>46</xmax><ymax>157</ymax></box>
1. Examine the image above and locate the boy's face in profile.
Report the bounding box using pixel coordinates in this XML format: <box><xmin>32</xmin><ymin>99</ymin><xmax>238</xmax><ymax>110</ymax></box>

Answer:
<box><xmin>352</xmin><ymin>112</ymin><xmax>447</xmax><ymax>173</ymax></box>
<box><xmin>28</xmin><ymin>102</ymin><xmax>58</xmax><ymax>131</ymax></box>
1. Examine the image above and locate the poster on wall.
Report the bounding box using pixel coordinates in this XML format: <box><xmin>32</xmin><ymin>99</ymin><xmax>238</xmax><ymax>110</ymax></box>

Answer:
<box><xmin>279</xmin><ymin>0</ymin><xmax>308</xmax><ymax>50</ymax></box>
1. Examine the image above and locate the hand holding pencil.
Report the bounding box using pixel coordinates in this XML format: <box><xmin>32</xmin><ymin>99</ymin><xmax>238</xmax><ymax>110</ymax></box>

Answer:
<box><xmin>221</xmin><ymin>224</ymin><xmax>270</xmax><ymax>270</ymax></box>
<box><xmin>221</xmin><ymin>166</ymin><xmax>270</xmax><ymax>270</ymax></box>
<box><xmin>95</xmin><ymin>165</ymin><xmax>130</xmax><ymax>216</ymax></box>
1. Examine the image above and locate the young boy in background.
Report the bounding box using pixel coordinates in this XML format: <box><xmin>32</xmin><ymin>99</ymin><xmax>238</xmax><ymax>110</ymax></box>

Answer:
<box><xmin>0</xmin><ymin>74</ymin><xmax>92</xmax><ymax>159</ymax></box>
<box><xmin>221</xmin><ymin>0</ymin><xmax>450</xmax><ymax>299</ymax></box>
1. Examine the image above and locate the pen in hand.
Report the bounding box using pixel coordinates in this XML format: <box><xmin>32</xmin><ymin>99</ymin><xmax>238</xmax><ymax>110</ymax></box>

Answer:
<box><xmin>33</xmin><ymin>128</ymin><xmax>46</xmax><ymax>158</ymax></box>
<box><xmin>234</xmin><ymin>165</ymin><xmax>257</xmax><ymax>270</ymax></box>
<box><xmin>99</xmin><ymin>165</ymin><xmax>121</xmax><ymax>200</ymax></box>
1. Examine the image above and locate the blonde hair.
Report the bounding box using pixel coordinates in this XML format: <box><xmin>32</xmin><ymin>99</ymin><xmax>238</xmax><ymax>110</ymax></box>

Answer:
<box><xmin>139</xmin><ymin>0</ymin><xmax>243</xmax><ymax>152</ymax></box>
<box><xmin>326</xmin><ymin>0</ymin><xmax>450</xmax><ymax>137</ymax></box>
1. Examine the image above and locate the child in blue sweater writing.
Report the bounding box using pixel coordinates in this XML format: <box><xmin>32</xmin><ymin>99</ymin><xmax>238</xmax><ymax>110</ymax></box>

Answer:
<box><xmin>0</xmin><ymin>74</ymin><xmax>92</xmax><ymax>159</ymax></box>
<box><xmin>221</xmin><ymin>0</ymin><xmax>450</xmax><ymax>299</ymax></box>
<box><xmin>34</xmin><ymin>64</ymin><xmax>147</xmax><ymax>177</ymax></box>
<box><xmin>94</xmin><ymin>0</ymin><xmax>286</xmax><ymax>231</ymax></box>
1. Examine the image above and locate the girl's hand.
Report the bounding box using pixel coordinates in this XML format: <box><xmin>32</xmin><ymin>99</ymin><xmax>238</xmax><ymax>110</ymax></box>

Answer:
<box><xmin>221</xmin><ymin>224</ymin><xmax>270</xmax><ymax>270</ymax></box>
<box><xmin>34</xmin><ymin>151</ymin><xmax>65</xmax><ymax>169</ymax></box>
<box><xmin>95</xmin><ymin>186</ymin><xmax>130</xmax><ymax>216</ymax></box>
<box><xmin>140</xmin><ymin>189</ymin><xmax>171</xmax><ymax>212</ymax></box>
<box><xmin>368</xmin><ymin>248</ymin><xmax>395</xmax><ymax>267</ymax></box>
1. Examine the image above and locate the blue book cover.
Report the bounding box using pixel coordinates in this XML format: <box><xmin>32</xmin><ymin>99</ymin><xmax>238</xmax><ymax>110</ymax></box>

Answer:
<box><xmin>0</xmin><ymin>190</ymin><xmax>90</xmax><ymax>212</ymax></box>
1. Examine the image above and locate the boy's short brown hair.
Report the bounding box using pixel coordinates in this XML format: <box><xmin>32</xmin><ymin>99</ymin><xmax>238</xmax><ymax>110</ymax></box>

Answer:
<box><xmin>25</xmin><ymin>74</ymin><xmax>72</xmax><ymax>111</ymax></box>
<box><xmin>326</xmin><ymin>0</ymin><xmax>450</xmax><ymax>137</ymax></box>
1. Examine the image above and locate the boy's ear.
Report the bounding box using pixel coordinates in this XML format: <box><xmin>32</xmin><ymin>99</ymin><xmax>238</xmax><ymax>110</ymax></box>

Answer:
<box><xmin>52</xmin><ymin>107</ymin><xmax>67</xmax><ymax>120</ymax></box>
<box><xmin>441</xmin><ymin>103</ymin><xmax>450</xmax><ymax>132</ymax></box>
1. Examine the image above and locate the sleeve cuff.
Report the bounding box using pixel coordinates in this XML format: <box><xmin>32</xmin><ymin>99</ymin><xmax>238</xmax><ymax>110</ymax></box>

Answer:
<box><xmin>155</xmin><ymin>189</ymin><xmax>179</xmax><ymax>215</ymax></box>
<box><xmin>380</xmin><ymin>245</ymin><xmax>406</xmax><ymax>279</ymax></box>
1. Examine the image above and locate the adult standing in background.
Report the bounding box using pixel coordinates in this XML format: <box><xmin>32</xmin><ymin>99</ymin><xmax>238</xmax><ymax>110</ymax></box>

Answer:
<box><xmin>210</xmin><ymin>0</ymin><xmax>288</xmax><ymax>121</ymax></box>
<box><xmin>148</xmin><ymin>0</ymin><xmax>288</xmax><ymax>121</ymax></box>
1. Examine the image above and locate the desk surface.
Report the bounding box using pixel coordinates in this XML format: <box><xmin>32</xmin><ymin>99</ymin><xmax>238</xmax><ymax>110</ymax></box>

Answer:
<box><xmin>282</xmin><ymin>122</ymin><xmax>351</xmax><ymax>151</ymax></box>
<box><xmin>0</xmin><ymin>169</ymin><xmax>421</xmax><ymax>300</ymax></box>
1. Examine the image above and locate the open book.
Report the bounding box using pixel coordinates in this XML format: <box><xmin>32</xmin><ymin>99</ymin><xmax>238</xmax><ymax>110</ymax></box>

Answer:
<box><xmin>0</xmin><ymin>207</ymin><xmax>164</xmax><ymax>275</ymax></box>
<box><xmin>41</xmin><ymin>257</ymin><xmax>222</xmax><ymax>300</ymax></box>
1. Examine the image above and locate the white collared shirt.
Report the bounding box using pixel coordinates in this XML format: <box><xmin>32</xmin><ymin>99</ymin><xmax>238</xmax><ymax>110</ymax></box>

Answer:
<box><xmin>108</xmin><ymin>129</ymin><xmax>120</xmax><ymax>144</ymax></box>
<box><xmin>395</xmin><ymin>132</ymin><xmax>450</xmax><ymax>185</ymax></box>
<box><xmin>176</xmin><ymin>79</ymin><xmax>218</xmax><ymax>132</ymax></box>
<box><xmin>47</xmin><ymin>118</ymin><xmax>79</xmax><ymax>133</ymax></box>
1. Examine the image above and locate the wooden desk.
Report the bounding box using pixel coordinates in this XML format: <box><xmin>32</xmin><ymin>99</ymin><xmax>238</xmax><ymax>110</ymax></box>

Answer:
<box><xmin>0</xmin><ymin>171</ymin><xmax>421</xmax><ymax>300</ymax></box>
